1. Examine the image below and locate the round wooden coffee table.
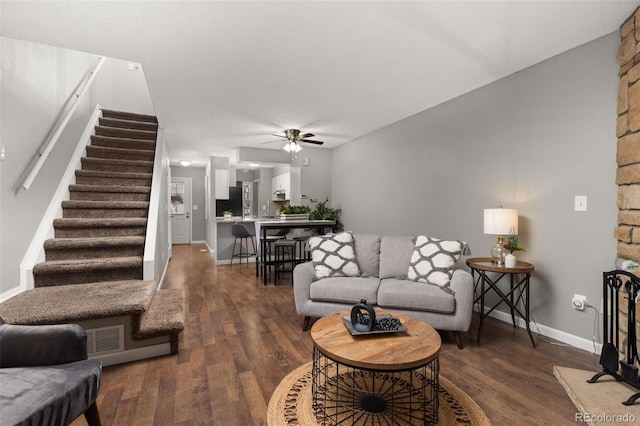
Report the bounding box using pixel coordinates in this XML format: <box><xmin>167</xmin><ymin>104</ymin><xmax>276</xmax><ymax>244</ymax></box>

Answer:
<box><xmin>310</xmin><ymin>311</ymin><xmax>441</xmax><ymax>425</ymax></box>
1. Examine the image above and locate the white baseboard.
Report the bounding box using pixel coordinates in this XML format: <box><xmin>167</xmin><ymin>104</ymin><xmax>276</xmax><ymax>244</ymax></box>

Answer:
<box><xmin>0</xmin><ymin>285</ymin><xmax>26</xmax><ymax>304</ymax></box>
<box><xmin>477</xmin><ymin>305</ymin><xmax>601</xmax><ymax>355</ymax></box>
<box><xmin>92</xmin><ymin>343</ymin><xmax>171</xmax><ymax>367</ymax></box>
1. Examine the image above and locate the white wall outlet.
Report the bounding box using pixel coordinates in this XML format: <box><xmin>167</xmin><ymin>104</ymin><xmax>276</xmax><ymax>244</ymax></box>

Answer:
<box><xmin>572</xmin><ymin>294</ymin><xmax>586</xmax><ymax>311</ymax></box>
<box><xmin>574</xmin><ymin>195</ymin><xmax>587</xmax><ymax>211</ymax></box>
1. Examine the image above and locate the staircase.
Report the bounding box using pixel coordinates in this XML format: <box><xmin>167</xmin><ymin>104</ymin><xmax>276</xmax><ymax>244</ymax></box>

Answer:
<box><xmin>34</xmin><ymin>110</ymin><xmax>157</xmax><ymax>286</ymax></box>
<box><xmin>0</xmin><ymin>110</ymin><xmax>184</xmax><ymax>361</ymax></box>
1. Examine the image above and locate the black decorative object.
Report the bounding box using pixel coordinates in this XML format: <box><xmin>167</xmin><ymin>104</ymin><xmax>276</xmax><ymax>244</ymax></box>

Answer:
<box><xmin>587</xmin><ymin>270</ymin><xmax>640</xmax><ymax>406</ymax></box>
<box><xmin>350</xmin><ymin>299</ymin><xmax>376</xmax><ymax>332</ymax></box>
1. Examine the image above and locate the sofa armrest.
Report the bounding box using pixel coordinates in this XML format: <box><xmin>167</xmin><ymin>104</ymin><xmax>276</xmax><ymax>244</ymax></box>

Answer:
<box><xmin>293</xmin><ymin>261</ymin><xmax>315</xmax><ymax>315</ymax></box>
<box><xmin>449</xmin><ymin>269</ymin><xmax>474</xmax><ymax>332</ymax></box>
<box><xmin>0</xmin><ymin>322</ymin><xmax>88</xmax><ymax>368</ymax></box>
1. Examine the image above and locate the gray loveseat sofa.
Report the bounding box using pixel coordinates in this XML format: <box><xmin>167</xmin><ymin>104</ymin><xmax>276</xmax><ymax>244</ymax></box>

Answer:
<box><xmin>293</xmin><ymin>234</ymin><xmax>473</xmax><ymax>348</ymax></box>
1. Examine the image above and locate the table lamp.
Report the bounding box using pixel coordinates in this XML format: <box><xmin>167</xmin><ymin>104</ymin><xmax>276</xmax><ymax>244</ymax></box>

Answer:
<box><xmin>484</xmin><ymin>206</ymin><xmax>518</xmax><ymax>265</ymax></box>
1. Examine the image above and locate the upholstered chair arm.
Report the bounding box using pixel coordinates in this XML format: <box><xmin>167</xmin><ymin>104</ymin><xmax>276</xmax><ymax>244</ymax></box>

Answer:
<box><xmin>293</xmin><ymin>261</ymin><xmax>315</xmax><ymax>315</ymax></box>
<box><xmin>449</xmin><ymin>269</ymin><xmax>474</xmax><ymax>332</ymax></box>
<box><xmin>0</xmin><ymin>321</ymin><xmax>88</xmax><ymax>368</ymax></box>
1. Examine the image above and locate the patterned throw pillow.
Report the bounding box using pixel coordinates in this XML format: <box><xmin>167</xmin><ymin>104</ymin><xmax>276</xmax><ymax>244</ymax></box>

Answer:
<box><xmin>308</xmin><ymin>232</ymin><xmax>361</xmax><ymax>279</ymax></box>
<box><xmin>407</xmin><ymin>235</ymin><xmax>466</xmax><ymax>288</ymax></box>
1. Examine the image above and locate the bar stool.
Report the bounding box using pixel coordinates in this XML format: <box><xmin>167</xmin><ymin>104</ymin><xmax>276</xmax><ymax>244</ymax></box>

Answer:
<box><xmin>230</xmin><ymin>224</ymin><xmax>256</xmax><ymax>266</ymax></box>
<box><xmin>293</xmin><ymin>236</ymin><xmax>311</xmax><ymax>263</ymax></box>
<box><xmin>259</xmin><ymin>228</ymin><xmax>290</xmax><ymax>280</ymax></box>
<box><xmin>274</xmin><ymin>239</ymin><xmax>297</xmax><ymax>284</ymax></box>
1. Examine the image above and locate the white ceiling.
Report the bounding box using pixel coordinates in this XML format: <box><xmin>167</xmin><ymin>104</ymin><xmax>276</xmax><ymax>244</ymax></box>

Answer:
<box><xmin>2</xmin><ymin>1</ymin><xmax>639</xmax><ymax>167</ymax></box>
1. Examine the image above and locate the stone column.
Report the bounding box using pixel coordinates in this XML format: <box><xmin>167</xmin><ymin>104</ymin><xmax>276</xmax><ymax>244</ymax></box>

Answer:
<box><xmin>615</xmin><ymin>7</ymin><xmax>640</xmax><ymax>367</ymax></box>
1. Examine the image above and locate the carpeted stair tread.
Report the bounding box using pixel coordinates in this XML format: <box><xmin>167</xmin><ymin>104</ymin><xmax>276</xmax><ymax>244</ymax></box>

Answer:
<box><xmin>69</xmin><ymin>184</ymin><xmax>151</xmax><ymax>202</ymax></box>
<box><xmin>137</xmin><ymin>288</ymin><xmax>186</xmax><ymax>338</ymax></box>
<box><xmin>81</xmin><ymin>157</ymin><xmax>153</xmax><ymax>173</ymax></box>
<box><xmin>101</xmin><ymin>109</ymin><xmax>158</xmax><ymax>124</ymax></box>
<box><xmin>86</xmin><ymin>145</ymin><xmax>155</xmax><ymax>161</ymax></box>
<box><xmin>95</xmin><ymin>125</ymin><xmax>157</xmax><ymax>141</ymax></box>
<box><xmin>75</xmin><ymin>169</ymin><xmax>152</xmax><ymax>179</ymax></box>
<box><xmin>90</xmin><ymin>135</ymin><xmax>156</xmax><ymax>151</ymax></box>
<box><xmin>81</xmin><ymin>157</ymin><xmax>154</xmax><ymax>168</ymax></box>
<box><xmin>98</xmin><ymin>116</ymin><xmax>158</xmax><ymax>132</ymax></box>
<box><xmin>44</xmin><ymin>236</ymin><xmax>145</xmax><ymax>249</ymax></box>
<box><xmin>62</xmin><ymin>200</ymin><xmax>150</xmax><ymax>209</ymax></box>
<box><xmin>33</xmin><ymin>256</ymin><xmax>143</xmax><ymax>274</ymax></box>
<box><xmin>54</xmin><ymin>217</ymin><xmax>148</xmax><ymax>228</ymax></box>
<box><xmin>69</xmin><ymin>184</ymin><xmax>151</xmax><ymax>194</ymax></box>
<box><xmin>75</xmin><ymin>169</ymin><xmax>152</xmax><ymax>187</ymax></box>
<box><xmin>0</xmin><ymin>280</ymin><xmax>157</xmax><ymax>325</ymax></box>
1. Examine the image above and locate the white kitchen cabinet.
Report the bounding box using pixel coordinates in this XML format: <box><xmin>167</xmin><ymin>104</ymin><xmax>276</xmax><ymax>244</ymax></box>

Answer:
<box><xmin>272</xmin><ymin>172</ymin><xmax>290</xmax><ymax>200</ymax></box>
<box><xmin>215</xmin><ymin>168</ymin><xmax>229</xmax><ymax>199</ymax></box>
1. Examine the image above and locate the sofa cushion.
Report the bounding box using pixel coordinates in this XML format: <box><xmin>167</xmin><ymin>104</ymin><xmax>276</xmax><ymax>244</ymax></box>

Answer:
<box><xmin>310</xmin><ymin>276</ymin><xmax>380</xmax><ymax>304</ymax></box>
<box><xmin>407</xmin><ymin>235</ymin><xmax>466</xmax><ymax>288</ymax></box>
<box><xmin>353</xmin><ymin>234</ymin><xmax>381</xmax><ymax>277</ymax></box>
<box><xmin>379</xmin><ymin>236</ymin><xmax>414</xmax><ymax>279</ymax></box>
<box><xmin>308</xmin><ymin>232</ymin><xmax>361</xmax><ymax>279</ymax></box>
<box><xmin>377</xmin><ymin>278</ymin><xmax>456</xmax><ymax>313</ymax></box>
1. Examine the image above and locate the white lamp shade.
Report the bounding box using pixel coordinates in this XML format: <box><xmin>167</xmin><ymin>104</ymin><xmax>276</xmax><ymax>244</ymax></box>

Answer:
<box><xmin>484</xmin><ymin>208</ymin><xmax>518</xmax><ymax>235</ymax></box>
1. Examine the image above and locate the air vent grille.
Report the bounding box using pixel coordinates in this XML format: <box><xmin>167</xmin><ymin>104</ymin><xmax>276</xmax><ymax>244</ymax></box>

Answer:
<box><xmin>86</xmin><ymin>325</ymin><xmax>124</xmax><ymax>356</ymax></box>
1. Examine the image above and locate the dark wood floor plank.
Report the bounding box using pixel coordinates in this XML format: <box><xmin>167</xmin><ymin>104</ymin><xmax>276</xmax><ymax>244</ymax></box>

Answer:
<box><xmin>69</xmin><ymin>243</ymin><xmax>599</xmax><ymax>425</ymax></box>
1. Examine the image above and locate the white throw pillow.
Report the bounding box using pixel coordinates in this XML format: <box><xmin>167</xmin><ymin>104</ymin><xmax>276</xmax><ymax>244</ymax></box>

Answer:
<box><xmin>407</xmin><ymin>235</ymin><xmax>466</xmax><ymax>288</ymax></box>
<box><xmin>308</xmin><ymin>232</ymin><xmax>360</xmax><ymax>279</ymax></box>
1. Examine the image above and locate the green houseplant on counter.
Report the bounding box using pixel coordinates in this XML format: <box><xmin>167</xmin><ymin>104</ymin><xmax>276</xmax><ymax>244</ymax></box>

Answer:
<box><xmin>277</xmin><ymin>205</ymin><xmax>311</xmax><ymax>221</ymax></box>
<box><xmin>222</xmin><ymin>210</ymin><xmax>233</xmax><ymax>218</ymax></box>
<box><xmin>309</xmin><ymin>197</ymin><xmax>343</xmax><ymax>233</ymax></box>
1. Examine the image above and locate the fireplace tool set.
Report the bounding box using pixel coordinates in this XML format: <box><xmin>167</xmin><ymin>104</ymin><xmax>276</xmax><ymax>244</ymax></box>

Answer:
<box><xmin>587</xmin><ymin>270</ymin><xmax>640</xmax><ymax>405</ymax></box>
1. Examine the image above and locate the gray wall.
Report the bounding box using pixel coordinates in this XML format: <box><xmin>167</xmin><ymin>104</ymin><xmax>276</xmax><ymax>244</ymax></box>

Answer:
<box><xmin>332</xmin><ymin>33</ymin><xmax>620</xmax><ymax>342</ymax></box>
<box><xmin>171</xmin><ymin>165</ymin><xmax>206</xmax><ymax>242</ymax></box>
<box><xmin>292</xmin><ymin>146</ymin><xmax>333</xmax><ymax>207</ymax></box>
<box><xmin>1</xmin><ymin>37</ymin><xmax>97</xmax><ymax>294</ymax></box>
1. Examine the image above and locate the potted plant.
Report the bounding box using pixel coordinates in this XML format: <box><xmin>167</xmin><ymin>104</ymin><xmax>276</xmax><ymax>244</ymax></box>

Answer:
<box><xmin>277</xmin><ymin>205</ymin><xmax>311</xmax><ymax>221</ymax></box>
<box><xmin>308</xmin><ymin>197</ymin><xmax>343</xmax><ymax>233</ymax></box>
<box><xmin>503</xmin><ymin>234</ymin><xmax>525</xmax><ymax>267</ymax></box>
<box><xmin>222</xmin><ymin>210</ymin><xmax>233</xmax><ymax>218</ymax></box>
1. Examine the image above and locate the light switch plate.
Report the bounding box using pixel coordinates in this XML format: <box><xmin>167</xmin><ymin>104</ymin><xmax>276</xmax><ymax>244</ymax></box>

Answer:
<box><xmin>574</xmin><ymin>196</ymin><xmax>587</xmax><ymax>212</ymax></box>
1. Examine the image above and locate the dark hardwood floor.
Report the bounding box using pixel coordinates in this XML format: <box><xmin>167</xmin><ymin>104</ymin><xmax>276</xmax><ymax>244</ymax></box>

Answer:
<box><xmin>73</xmin><ymin>243</ymin><xmax>599</xmax><ymax>425</ymax></box>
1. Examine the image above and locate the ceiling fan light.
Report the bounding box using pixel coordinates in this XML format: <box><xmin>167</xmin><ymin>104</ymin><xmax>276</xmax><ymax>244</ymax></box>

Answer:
<box><xmin>283</xmin><ymin>141</ymin><xmax>302</xmax><ymax>153</ymax></box>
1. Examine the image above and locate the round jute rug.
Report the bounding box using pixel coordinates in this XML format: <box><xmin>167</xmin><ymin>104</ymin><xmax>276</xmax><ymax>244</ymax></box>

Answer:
<box><xmin>267</xmin><ymin>362</ymin><xmax>491</xmax><ymax>425</ymax></box>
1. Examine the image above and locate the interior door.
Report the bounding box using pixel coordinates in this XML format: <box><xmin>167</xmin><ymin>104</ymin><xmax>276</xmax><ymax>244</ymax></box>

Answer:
<box><xmin>170</xmin><ymin>177</ymin><xmax>191</xmax><ymax>244</ymax></box>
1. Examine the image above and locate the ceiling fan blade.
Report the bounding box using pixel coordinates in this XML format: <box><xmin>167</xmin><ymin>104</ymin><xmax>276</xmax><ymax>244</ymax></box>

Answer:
<box><xmin>271</xmin><ymin>134</ymin><xmax>286</xmax><ymax>139</ymax></box>
<box><xmin>300</xmin><ymin>133</ymin><xmax>315</xmax><ymax>139</ymax></box>
<box><xmin>261</xmin><ymin>139</ymin><xmax>283</xmax><ymax>144</ymax></box>
<box><xmin>300</xmin><ymin>139</ymin><xmax>324</xmax><ymax>145</ymax></box>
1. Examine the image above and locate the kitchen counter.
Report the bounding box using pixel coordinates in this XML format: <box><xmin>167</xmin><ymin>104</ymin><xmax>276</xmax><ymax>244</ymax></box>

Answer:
<box><xmin>215</xmin><ymin>218</ymin><xmax>258</xmax><ymax>264</ymax></box>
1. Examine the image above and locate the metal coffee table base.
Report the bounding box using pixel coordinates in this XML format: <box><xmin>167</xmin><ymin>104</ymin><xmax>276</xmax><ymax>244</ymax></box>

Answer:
<box><xmin>312</xmin><ymin>347</ymin><xmax>439</xmax><ymax>425</ymax></box>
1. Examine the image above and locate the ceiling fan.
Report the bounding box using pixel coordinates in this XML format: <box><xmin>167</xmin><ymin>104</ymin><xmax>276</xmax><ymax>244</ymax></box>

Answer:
<box><xmin>265</xmin><ymin>129</ymin><xmax>324</xmax><ymax>154</ymax></box>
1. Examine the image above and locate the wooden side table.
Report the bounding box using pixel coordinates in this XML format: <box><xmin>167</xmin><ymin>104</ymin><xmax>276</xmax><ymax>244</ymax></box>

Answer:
<box><xmin>466</xmin><ymin>257</ymin><xmax>536</xmax><ymax>347</ymax></box>
<box><xmin>310</xmin><ymin>311</ymin><xmax>441</xmax><ymax>424</ymax></box>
